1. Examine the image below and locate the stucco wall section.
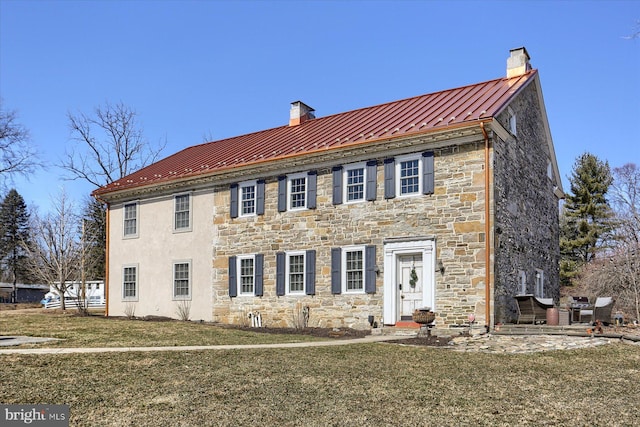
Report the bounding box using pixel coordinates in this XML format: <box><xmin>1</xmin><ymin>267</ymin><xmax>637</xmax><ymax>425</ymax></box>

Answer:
<box><xmin>107</xmin><ymin>189</ymin><xmax>214</xmax><ymax>321</ymax></box>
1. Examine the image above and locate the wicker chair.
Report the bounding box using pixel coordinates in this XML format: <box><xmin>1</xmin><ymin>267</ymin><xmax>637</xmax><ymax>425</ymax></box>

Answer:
<box><xmin>581</xmin><ymin>297</ymin><xmax>615</xmax><ymax>325</ymax></box>
<box><xmin>515</xmin><ymin>294</ymin><xmax>555</xmax><ymax>324</ymax></box>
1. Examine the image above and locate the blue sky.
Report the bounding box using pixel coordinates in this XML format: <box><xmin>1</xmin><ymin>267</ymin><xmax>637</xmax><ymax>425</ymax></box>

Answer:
<box><xmin>1</xmin><ymin>0</ymin><xmax>638</xmax><ymax>211</ymax></box>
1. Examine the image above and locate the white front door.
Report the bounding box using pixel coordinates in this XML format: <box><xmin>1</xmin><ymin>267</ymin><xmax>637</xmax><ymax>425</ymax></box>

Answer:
<box><xmin>383</xmin><ymin>239</ymin><xmax>435</xmax><ymax>325</ymax></box>
<box><xmin>398</xmin><ymin>254</ymin><xmax>423</xmax><ymax>319</ymax></box>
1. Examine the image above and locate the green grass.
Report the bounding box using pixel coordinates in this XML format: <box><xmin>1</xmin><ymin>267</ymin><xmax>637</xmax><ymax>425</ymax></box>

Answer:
<box><xmin>1</xmin><ymin>310</ymin><xmax>640</xmax><ymax>426</ymax></box>
<box><xmin>0</xmin><ymin>310</ymin><xmax>321</xmax><ymax>347</ymax></box>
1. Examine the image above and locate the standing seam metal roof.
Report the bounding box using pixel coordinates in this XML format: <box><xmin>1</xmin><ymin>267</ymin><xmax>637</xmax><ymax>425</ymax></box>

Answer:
<box><xmin>94</xmin><ymin>70</ymin><xmax>536</xmax><ymax>196</ymax></box>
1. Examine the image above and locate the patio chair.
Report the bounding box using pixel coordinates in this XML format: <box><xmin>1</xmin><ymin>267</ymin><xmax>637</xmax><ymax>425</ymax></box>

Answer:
<box><xmin>583</xmin><ymin>297</ymin><xmax>614</xmax><ymax>325</ymax></box>
<box><xmin>515</xmin><ymin>294</ymin><xmax>555</xmax><ymax>324</ymax></box>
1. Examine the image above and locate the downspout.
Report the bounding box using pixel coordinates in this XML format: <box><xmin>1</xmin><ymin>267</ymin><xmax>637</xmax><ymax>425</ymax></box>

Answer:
<box><xmin>94</xmin><ymin>195</ymin><xmax>110</xmax><ymax>317</ymax></box>
<box><xmin>480</xmin><ymin>122</ymin><xmax>491</xmax><ymax>333</ymax></box>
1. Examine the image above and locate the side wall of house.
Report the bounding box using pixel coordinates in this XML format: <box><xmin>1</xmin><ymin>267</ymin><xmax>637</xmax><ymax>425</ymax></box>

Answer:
<box><xmin>212</xmin><ymin>140</ymin><xmax>492</xmax><ymax>329</ymax></box>
<box><xmin>107</xmin><ymin>188</ymin><xmax>214</xmax><ymax>321</ymax></box>
<box><xmin>493</xmin><ymin>82</ymin><xmax>560</xmax><ymax>324</ymax></box>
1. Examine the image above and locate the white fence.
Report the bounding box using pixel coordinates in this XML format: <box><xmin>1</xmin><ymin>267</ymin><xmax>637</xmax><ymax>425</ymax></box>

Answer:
<box><xmin>44</xmin><ymin>297</ymin><xmax>105</xmax><ymax>310</ymax></box>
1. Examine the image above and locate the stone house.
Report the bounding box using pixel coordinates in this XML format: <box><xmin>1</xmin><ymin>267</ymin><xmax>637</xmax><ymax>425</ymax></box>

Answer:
<box><xmin>93</xmin><ymin>47</ymin><xmax>563</xmax><ymax>329</ymax></box>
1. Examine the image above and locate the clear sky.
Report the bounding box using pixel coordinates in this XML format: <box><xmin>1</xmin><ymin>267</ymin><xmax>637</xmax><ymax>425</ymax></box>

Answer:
<box><xmin>1</xmin><ymin>0</ymin><xmax>638</xmax><ymax>212</ymax></box>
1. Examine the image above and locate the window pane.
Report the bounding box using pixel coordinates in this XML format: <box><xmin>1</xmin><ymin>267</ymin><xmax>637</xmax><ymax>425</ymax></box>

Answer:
<box><xmin>346</xmin><ymin>168</ymin><xmax>364</xmax><ymax>201</ymax></box>
<box><xmin>123</xmin><ymin>267</ymin><xmax>136</xmax><ymax>298</ymax></box>
<box><xmin>400</xmin><ymin>159</ymin><xmax>419</xmax><ymax>194</ymax></box>
<box><xmin>288</xmin><ymin>254</ymin><xmax>305</xmax><ymax>292</ymax></box>
<box><xmin>240</xmin><ymin>258</ymin><xmax>254</xmax><ymax>294</ymax></box>
<box><xmin>241</xmin><ymin>185</ymin><xmax>256</xmax><ymax>215</ymax></box>
<box><xmin>290</xmin><ymin>178</ymin><xmax>306</xmax><ymax>209</ymax></box>
<box><xmin>346</xmin><ymin>250</ymin><xmax>363</xmax><ymax>291</ymax></box>
<box><xmin>174</xmin><ymin>263</ymin><xmax>190</xmax><ymax>296</ymax></box>
<box><xmin>175</xmin><ymin>195</ymin><xmax>190</xmax><ymax>229</ymax></box>
<box><xmin>124</xmin><ymin>204</ymin><xmax>137</xmax><ymax>235</ymax></box>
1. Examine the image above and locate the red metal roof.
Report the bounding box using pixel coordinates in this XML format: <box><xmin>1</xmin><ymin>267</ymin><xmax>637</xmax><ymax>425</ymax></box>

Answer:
<box><xmin>94</xmin><ymin>70</ymin><xmax>536</xmax><ymax>197</ymax></box>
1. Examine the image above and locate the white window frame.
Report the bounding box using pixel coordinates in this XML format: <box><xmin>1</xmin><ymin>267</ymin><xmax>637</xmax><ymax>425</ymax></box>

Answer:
<box><xmin>173</xmin><ymin>260</ymin><xmax>192</xmax><ymax>300</ymax></box>
<box><xmin>343</xmin><ymin>162</ymin><xmax>366</xmax><ymax>204</ymax></box>
<box><xmin>173</xmin><ymin>193</ymin><xmax>192</xmax><ymax>232</ymax></box>
<box><xmin>122</xmin><ymin>264</ymin><xmax>138</xmax><ymax>301</ymax></box>
<box><xmin>287</xmin><ymin>172</ymin><xmax>307</xmax><ymax>211</ymax></box>
<box><xmin>239</xmin><ymin>180</ymin><xmax>257</xmax><ymax>217</ymax></box>
<box><xmin>286</xmin><ymin>251</ymin><xmax>306</xmax><ymax>295</ymax></box>
<box><xmin>123</xmin><ymin>202</ymin><xmax>139</xmax><ymax>238</ymax></box>
<box><xmin>534</xmin><ymin>269</ymin><xmax>544</xmax><ymax>298</ymax></box>
<box><xmin>342</xmin><ymin>246</ymin><xmax>365</xmax><ymax>294</ymax></box>
<box><xmin>395</xmin><ymin>154</ymin><xmax>422</xmax><ymax>197</ymax></box>
<box><xmin>519</xmin><ymin>270</ymin><xmax>527</xmax><ymax>295</ymax></box>
<box><xmin>508</xmin><ymin>107</ymin><xmax>517</xmax><ymax>136</ymax></box>
<box><xmin>237</xmin><ymin>255</ymin><xmax>256</xmax><ymax>296</ymax></box>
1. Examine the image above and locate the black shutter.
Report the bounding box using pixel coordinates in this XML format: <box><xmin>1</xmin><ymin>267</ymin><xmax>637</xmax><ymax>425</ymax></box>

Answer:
<box><xmin>384</xmin><ymin>158</ymin><xmax>395</xmax><ymax>199</ymax></box>
<box><xmin>366</xmin><ymin>160</ymin><xmax>377</xmax><ymax>201</ymax></box>
<box><xmin>228</xmin><ymin>256</ymin><xmax>237</xmax><ymax>297</ymax></box>
<box><xmin>331</xmin><ymin>248</ymin><xmax>342</xmax><ymax>294</ymax></box>
<box><xmin>256</xmin><ymin>180</ymin><xmax>265</xmax><ymax>215</ymax></box>
<box><xmin>307</xmin><ymin>171</ymin><xmax>317</xmax><ymax>209</ymax></box>
<box><xmin>305</xmin><ymin>250</ymin><xmax>316</xmax><ymax>295</ymax></box>
<box><xmin>332</xmin><ymin>166</ymin><xmax>343</xmax><ymax>205</ymax></box>
<box><xmin>365</xmin><ymin>245</ymin><xmax>376</xmax><ymax>294</ymax></box>
<box><xmin>277</xmin><ymin>176</ymin><xmax>287</xmax><ymax>212</ymax></box>
<box><xmin>255</xmin><ymin>254</ymin><xmax>264</xmax><ymax>296</ymax></box>
<box><xmin>230</xmin><ymin>184</ymin><xmax>239</xmax><ymax>218</ymax></box>
<box><xmin>422</xmin><ymin>151</ymin><xmax>434</xmax><ymax>195</ymax></box>
<box><xmin>276</xmin><ymin>252</ymin><xmax>285</xmax><ymax>296</ymax></box>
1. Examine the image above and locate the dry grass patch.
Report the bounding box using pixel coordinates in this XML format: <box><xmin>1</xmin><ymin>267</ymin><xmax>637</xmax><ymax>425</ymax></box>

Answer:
<box><xmin>1</xmin><ymin>343</ymin><xmax>639</xmax><ymax>426</ymax></box>
<box><xmin>0</xmin><ymin>310</ymin><xmax>322</xmax><ymax>347</ymax></box>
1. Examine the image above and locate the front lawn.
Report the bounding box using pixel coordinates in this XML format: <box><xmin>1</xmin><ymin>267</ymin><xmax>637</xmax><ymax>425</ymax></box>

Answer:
<box><xmin>0</xmin><ymin>309</ymin><xmax>322</xmax><ymax>347</ymax></box>
<box><xmin>1</xmin><ymin>342</ymin><xmax>639</xmax><ymax>426</ymax></box>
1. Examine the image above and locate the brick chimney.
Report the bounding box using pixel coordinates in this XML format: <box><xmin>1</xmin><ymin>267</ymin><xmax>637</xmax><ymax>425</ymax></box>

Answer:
<box><xmin>506</xmin><ymin>47</ymin><xmax>531</xmax><ymax>78</ymax></box>
<box><xmin>289</xmin><ymin>101</ymin><xmax>315</xmax><ymax>126</ymax></box>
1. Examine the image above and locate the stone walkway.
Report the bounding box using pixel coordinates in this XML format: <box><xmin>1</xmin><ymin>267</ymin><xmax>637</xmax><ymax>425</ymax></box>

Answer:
<box><xmin>448</xmin><ymin>333</ymin><xmax>622</xmax><ymax>353</ymax></box>
<box><xmin>1</xmin><ymin>332</ymin><xmax>638</xmax><ymax>355</ymax></box>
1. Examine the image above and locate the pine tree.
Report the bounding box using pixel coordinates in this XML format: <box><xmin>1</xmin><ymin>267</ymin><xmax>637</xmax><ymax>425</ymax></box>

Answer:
<box><xmin>82</xmin><ymin>197</ymin><xmax>106</xmax><ymax>280</ymax></box>
<box><xmin>560</xmin><ymin>153</ymin><xmax>613</xmax><ymax>285</ymax></box>
<box><xmin>0</xmin><ymin>189</ymin><xmax>32</xmax><ymax>301</ymax></box>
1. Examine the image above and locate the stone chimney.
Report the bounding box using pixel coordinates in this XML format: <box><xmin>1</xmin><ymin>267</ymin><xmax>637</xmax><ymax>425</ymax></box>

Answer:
<box><xmin>506</xmin><ymin>47</ymin><xmax>532</xmax><ymax>78</ymax></box>
<box><xmin>289</xmin><ymin>101</ymin><xmax>315</xmax><ymax>126</ymax></box>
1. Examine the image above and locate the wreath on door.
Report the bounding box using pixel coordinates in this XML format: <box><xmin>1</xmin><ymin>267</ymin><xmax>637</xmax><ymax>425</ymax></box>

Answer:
<box><xmin>409</xmin><ymin>267</ymin><xmax>418</xmax><ymax>288</ymax></box>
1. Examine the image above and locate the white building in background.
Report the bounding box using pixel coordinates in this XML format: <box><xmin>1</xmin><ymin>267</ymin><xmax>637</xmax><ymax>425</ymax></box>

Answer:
<box><xmin>44</xmin><ymin>280</ymin><xmax>105</xmax><ymax>309</ymax></box>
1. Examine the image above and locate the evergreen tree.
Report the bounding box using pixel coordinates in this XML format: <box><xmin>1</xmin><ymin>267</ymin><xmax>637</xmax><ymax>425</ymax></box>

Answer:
<box><xmin>82</xmin><ymin>197</ymin><xmax>106</xmax><ymax>280</ymax></box>
<box><xmin>560</xmin><ymin>153</ymin><xmax>613</xmax><ymax>285</ymax></box>
<box><xmin>0</xmin><ymin>189</ymin><xmax>32</xmax><ymax>301</ymax></box>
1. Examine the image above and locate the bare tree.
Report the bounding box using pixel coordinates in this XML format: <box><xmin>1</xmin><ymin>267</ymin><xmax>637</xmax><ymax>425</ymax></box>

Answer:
<box><xmin>610</xmin><ymin>163</ymin><xmax>640</xmax><ymax>244</ymax></box>
<box><xmin>0</xmin><ymin>100</ymin><xmax>40</xmax><ymax>187</ymax></box>
<box><xmin>61</xmin><ymin>102</ymin><xmax>165</xmax><ymax>188</ymax></box>
<box><xmin>579</xmin><ymin>164</ymin><xmax>640</xmax><ymax>322</ymax></box>
<box><xmin>22</xmin><ymin>190</ymin><xmax>81</xmax><ymax>311</ymax></box>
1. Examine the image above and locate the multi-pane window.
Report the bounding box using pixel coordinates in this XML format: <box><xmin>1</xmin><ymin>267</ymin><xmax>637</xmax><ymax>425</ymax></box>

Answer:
<box><xmin>241</xmin><ymin>183</ymin><xmax>256</xmax><ymax>216</ymax></box>
<box><xmin>287</xmin><ymin>253</ymin><xmax>305</xmax><ymax>294</ymax></box>
<box><xmin>346</xmin><ymin>167</ymin><xmax>365</xmax><ymax>202</ymax></box>
<box><xmin>345</xmin><ymin>249</ymin><xmax>364</xmax><ymax>292</ymax></box>
<box><xmin>123</xmin><ymin>203</ymin><xmax>137</xmax><ymax>236</ymax></box>
<box><xmin>535</xmin><ymin>269</ymin><xmax>544</xmax><ymax>298</ymax></box>
<box><xmin>399</xmin><ymin>158</ymin><xmax>420</xmax><ymax>195</ymax></box>
<box><xmin>173</xmin><ymin>262</ymin><xmax>191</xmax><ymax>298</ymax></box>
<box><xmin>123</xmin><ymin>266</ymin><xmax>137</xmax><ymax>299</ymax></box>
<box><xmin>174</xmin><ymin>194</ymin><xmax>190</xmax><ymax>230</ymax></box>
<box><xmin>239</xmin><ymin>257</ymin><xmax>255</xmax><ymax>295</ymax></box>
<box><xmin>289</xmin><ymin>176</ymin><xmax>307</xmax><ymax>209</ymax></box>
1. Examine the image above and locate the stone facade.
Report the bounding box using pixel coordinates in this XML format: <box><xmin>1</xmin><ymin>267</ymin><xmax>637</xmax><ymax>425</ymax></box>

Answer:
<box><xmin>212</xmin><ymin>137</ymin><xmax>493</xmax><ymax>329</ymax></box>
<box><xmin>493</xmin><ymin>82</ymin><xmax>561</xmax><ymax>323</ymax></box>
